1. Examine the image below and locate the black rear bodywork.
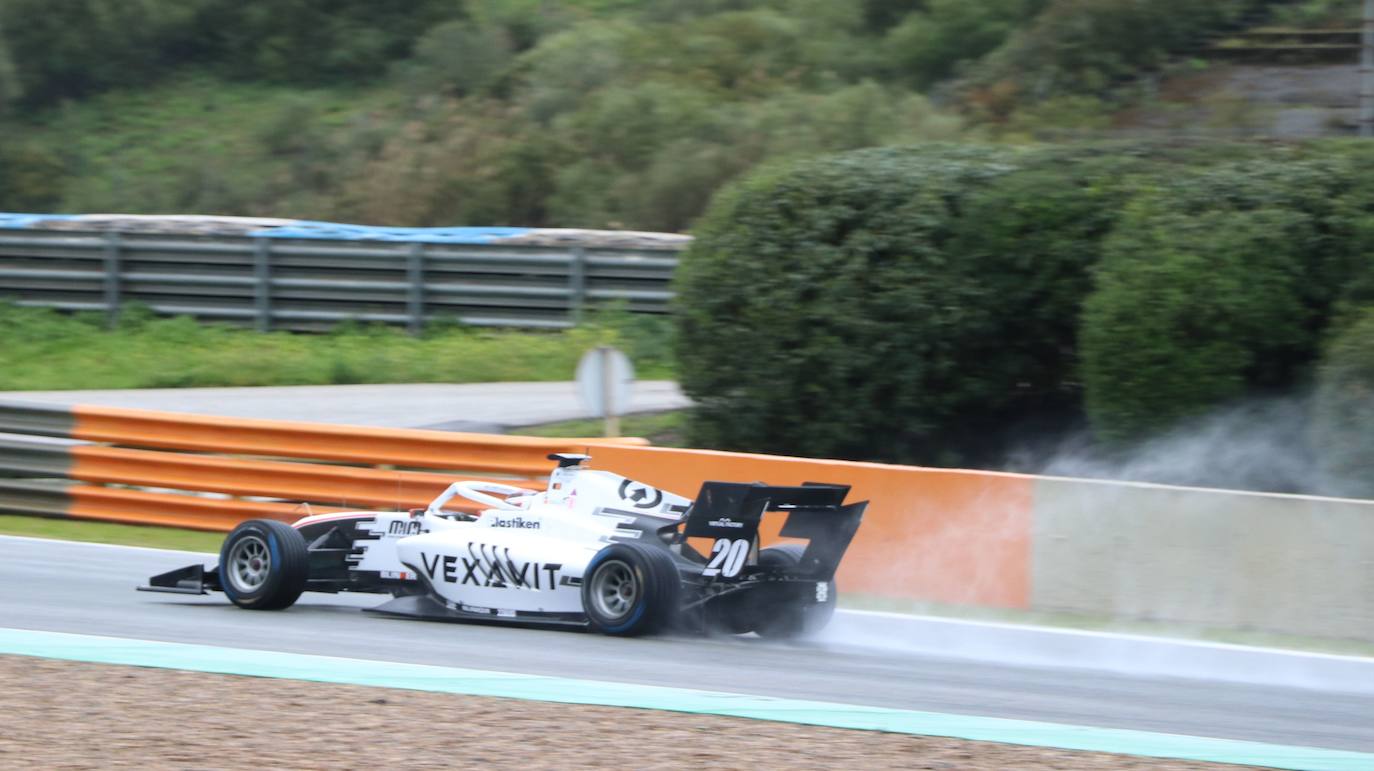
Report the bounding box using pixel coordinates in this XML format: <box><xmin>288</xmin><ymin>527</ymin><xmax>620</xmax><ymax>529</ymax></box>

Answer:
<box><xmin>670</xmin><ymin>481</ymin><xmax>866</xmax><ymax>632</ymax></box>
<box><xmin>681</xmin><ymin>481</ymin><xmax>864</xmax><ymax>579</ymax></box>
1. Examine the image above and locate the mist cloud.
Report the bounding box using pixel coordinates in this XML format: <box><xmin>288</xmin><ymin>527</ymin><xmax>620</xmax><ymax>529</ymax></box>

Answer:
<box><xmin>1007</xmin><ymin>395</ymin><xmax>1353</xmax><ymax>497</ymax></box>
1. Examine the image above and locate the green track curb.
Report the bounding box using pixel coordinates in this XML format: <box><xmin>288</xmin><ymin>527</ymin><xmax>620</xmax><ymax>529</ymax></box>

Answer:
<box><xmin>3</xmin><ymin>627</ymin><xmax>1371</xmax><ymax>770</ymax></box>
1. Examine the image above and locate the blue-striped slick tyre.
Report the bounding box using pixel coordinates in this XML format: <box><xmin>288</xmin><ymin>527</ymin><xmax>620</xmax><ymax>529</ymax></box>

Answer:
<box><xmin>219</xmin><ymin>519</ymin><xmax>309</xmax><ymax>610</ymax></box>
<box><xmin>581</xmin><ymin>542</ymin><xmax>680</xmax><ymax>636</ymax></box>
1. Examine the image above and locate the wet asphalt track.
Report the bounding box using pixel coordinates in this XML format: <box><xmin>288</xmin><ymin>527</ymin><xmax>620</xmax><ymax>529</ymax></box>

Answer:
<box><xmin>4</xmin><ymin>535</ymin><xmax>1373</xmax><ymax>753</ymax></box>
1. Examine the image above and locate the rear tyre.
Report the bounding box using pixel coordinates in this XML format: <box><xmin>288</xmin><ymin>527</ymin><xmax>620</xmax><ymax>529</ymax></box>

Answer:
<box><xmin>582</xmin><ymin>542</ymin><xmax>681</xmax><ymax>636</ymax></box>
<box><xmin>220</xmin><ymin>519</ymin><xmax>309</xmax><ymax>610</ymax></box>
<box><xmin>752</xmin><ymin>544</ymin><xmax>837</xmax><ymax>640</ymax></box>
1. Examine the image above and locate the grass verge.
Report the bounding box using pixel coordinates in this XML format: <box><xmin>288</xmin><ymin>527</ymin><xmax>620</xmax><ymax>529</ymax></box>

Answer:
<box><xmin>0</xmin><ymin>515</ymin><xmax>221</xmax><ymax>553</ymax></box>
<box><xmin>0</xmin><ymin>302</ymin><xmax>673</xmax><ymax>390</ymax></box>
<box><xmin>509</xmin><ymin>410</ymin><xmax>687</xmax><ymax>447</ymax></box>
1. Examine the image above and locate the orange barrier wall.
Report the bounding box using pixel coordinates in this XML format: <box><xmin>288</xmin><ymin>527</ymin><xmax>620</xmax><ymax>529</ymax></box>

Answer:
<box><xmin>71</xmin><ymin>405</ymin><xmax>644</xmax><ymax>475</ymax></box>
<box><xmin>590</xmin><ymin>446</ymin><xmax>1033</xmax><ymax>609</ymax></box>
<box><xmin>68</xmin><ymin>445</ymin><xmax>528</xmax><ymax>511</ymax></box>
<box><xmin>68</xmin><ymin>486</ymin><xmax>346</xmax><ymax>532</ymax></box>
<box><xmin>56</xmin><ymin>405</ymin><xmax>1034</xmax><ymax>608</ymax></box>
<box><xmin>56</xmin><ymin>404</ymin><xmax>628</xmax><ymax>531</ymax></box>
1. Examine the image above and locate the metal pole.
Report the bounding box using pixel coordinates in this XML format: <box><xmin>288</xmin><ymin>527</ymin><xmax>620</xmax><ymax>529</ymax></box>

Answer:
<box><xmin>406</xmin><ymin>243</ymin><xmax>425</xmax><ymax>335</ymax></box>
<box><xmin>601</xmin><ymin>346</ymin><xmax>619</xmax><ymax>438</ymax></box>
<box><xmin>253</xmin><ymin>238</ymin><xmax>271</xmax><ymax>332</ymax></box>
<box><xmin>1362</xmin><ymin>0</ymin><xmax>1374</xmax><ymax>136</ymax></box>
<box><xmin>102</xmin><ymin>232</ymin><xmax>121</xmax><ymax>329</ymax></box>
<box><xmin>569</xmin><ymin>247</ymin><xmax>587</xmax><ymax>325</ymax></box>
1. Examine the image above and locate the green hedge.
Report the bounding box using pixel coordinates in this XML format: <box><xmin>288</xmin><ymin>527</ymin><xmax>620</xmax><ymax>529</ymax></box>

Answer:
<box><xmin>675</xmin><ymin>144</ymin><xmax>1140</xmax><ymax>465</ymax></box>
<box><xmin>1081</xmin><ymin>203</ymin><xmax>1317</xmax><ymax>442</ymax></box>
<box><xmin>1312</xmin><ymin>308</ymin><xmax>1374</xmax><ymax>498</ymax></box>
<box><xmin>1081</xmin><ymin>152</ymin><xmax>1374</xmax><ymax>442</ymax></box>
<box><xmin>677</xmin><ymin>140</ymin><xmax>1374</xmax><ymax>466</ymax></box>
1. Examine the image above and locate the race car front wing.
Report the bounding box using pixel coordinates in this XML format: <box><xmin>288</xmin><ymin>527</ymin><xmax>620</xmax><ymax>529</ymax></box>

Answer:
<box><xmin>139</xmin><ymin>562</ymin><xmax>219</xmax><ymax>595</ymax></box>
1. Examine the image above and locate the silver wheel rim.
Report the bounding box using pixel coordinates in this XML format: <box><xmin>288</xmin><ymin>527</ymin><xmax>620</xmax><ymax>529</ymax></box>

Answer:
<box><xmin>227</xmin><ymin>534</ymin><xmax>271</xmax><ymax>593</ymax></box>
<box><xmin>589</xmin><ymin>559</ymin><xmax>638</xmax><ymax>621</ymax></box>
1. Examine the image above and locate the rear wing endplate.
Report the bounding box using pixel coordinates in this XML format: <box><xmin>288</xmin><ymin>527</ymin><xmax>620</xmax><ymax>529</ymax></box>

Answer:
<box><xmin>682</xmin><ymin>481</ymin><xmax>866</xmax><ymax>580</ymax></box>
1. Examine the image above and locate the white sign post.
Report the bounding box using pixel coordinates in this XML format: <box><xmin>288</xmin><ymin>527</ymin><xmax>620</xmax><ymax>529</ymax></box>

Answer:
<box><xmin>576</xmin><ymin>346</ymin><xmax>634</xmax><ymax>437</ymax></box>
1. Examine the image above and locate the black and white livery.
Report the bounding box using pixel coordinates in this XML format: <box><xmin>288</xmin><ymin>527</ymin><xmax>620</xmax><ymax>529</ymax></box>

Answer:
<box><xmin>140</xmin><ymin>454</ymin><xmax>865</xmax><ymax>637</ymax></box>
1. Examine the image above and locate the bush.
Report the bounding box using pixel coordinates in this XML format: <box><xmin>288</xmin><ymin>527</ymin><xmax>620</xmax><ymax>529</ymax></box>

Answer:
<box><xmin>1080</xmin><ymin>154</ymin><xmax>1374</xmax><ymax>443</ymax></box>
<box><xmin>197</xmin><ymin>0</ymin><xmax>460</xmax><ymax>84</ymax></box>
<box><xmin>965</xmin><ymin>0</ymin><xmax>1258</xmax><ymax>118</ymax></box>
<box><xmin>0</xmin><ymin>32</ymin><xmax>20</xmax><ymax>113</ymax></box>
<box><xmin>0</xmin><ymin>142</ymin><xmax>64</xmax><ymax>210</ymax></box>
<box><xmin>678</xmin><ymin>141</ymin><xmax>1374</xmax><ymax>464</ymax></box>
<box><xmin>1311</xmin><ymin>307</ymin><xmax>1374</xmax><ymax>498</ymax></box>
<box><xmin>1081</xmin><ymin>204</ymin><xmax>1317</xmax><ymax>443</ymax></box>
<box><xmin>1314</xmin><ymin>142</ymin><xmax>1374</xmax><ymax>329</ymax></box>
<box><xmin>0</xmin><ymin>0</ymin><xmax>210</xmax><ymax>105</ymax></box>
<box><xmin>882</xmin><ymin>0</ymin><xmax>1043</xmax><ymax>89</ymax></box>
<box><xmin>1270</xmin><ymin>0</ymin><xmax>1359</xmax><ymax>29</ymax></box>
<box><xmin>400</xmin><ymin>19</ymin><xmax>515</xmax><ymax>97</ymax></box>
<box><xmin>0</xmin><ymin>0</ymin><xmax>464</xmax><ymax>105</ymax></box>
<box><xmin>675</xmin><ymin>144</ymin><xmax>1130</xmax><ymax>465</ymax></box>
<box><xmin>516</xmin><ymin>21</ymin><xmax>640</xmax><ymax>123</ymax></box>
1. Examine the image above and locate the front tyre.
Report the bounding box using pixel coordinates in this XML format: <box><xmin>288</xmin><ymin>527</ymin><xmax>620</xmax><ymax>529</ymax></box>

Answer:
<box><xmin>582</xmin><ymin>542</ymin><xmax>680</xmax><ymax>636</ymax></box>
<box><xmin>220</xmin><ymin>519</ymin><xmax>309</xmax><ymax>610</ymax></box>
<box><xmin>752</xmin><ymin>544</ymin><xmax>837</xmax><ymax>640</ymax></box>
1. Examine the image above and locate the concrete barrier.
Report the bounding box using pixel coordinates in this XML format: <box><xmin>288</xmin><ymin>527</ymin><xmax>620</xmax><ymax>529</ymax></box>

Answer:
<box><xmin>1031</xmin><ymin>478</ymin><xmax>1374</xmax><ymax>640</ymax></box>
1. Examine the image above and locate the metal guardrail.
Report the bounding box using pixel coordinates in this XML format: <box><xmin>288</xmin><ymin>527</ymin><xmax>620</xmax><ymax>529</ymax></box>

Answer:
<box><xmin>0</xmin><ymin>400</ymin><xmax>649</xmax><ymax>529</ymax></box>
<box><xmin>0</xmin><ymin>478</ymin><xmax>71</xmax><ymax>517</ymax></box>
<box><xmin>0</xmin><ymin>229</ymin><xmax>680</xmax><ymax>331</ymax></box>
<box><xmin>0</xmin><ymin>437</ymin><xmax>70</xmax><ymax>477</ymax></box>
<box><xmin>0</xmin><ymin>400</ymin><xmax>74</xmax><ymax>438</ymax></box>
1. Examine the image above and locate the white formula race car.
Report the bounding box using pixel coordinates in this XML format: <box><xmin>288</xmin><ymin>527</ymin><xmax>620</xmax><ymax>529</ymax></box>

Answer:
<box><xmin>140</xmin><ymin>454</ymin><xmax>866</xmax><ymax>637</ymax></box>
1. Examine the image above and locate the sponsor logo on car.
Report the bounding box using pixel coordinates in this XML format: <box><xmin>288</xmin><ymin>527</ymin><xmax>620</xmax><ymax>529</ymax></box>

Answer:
<box><xmin>708</xmin><ymin>517</ymin><xmax>745</xmax><ymax>529</ymax></box>
<box><xmin>387</xmin><ymin>519</ymin><xmax>424</xmax><ymax>536</ymax></box>
<box><xmin>618</xmin><ymin>479</ymin><xmax>664</xmax><ymax>509</ymax></box>
<box><xmin>420</xmin><ymin>544</ymin><xmax>561</xmax><ymax>590</ymax></box>
<box><xmin>488</xmin><ymin>516</ymin><xmax>540</xmax><ymax>530</ymax></box>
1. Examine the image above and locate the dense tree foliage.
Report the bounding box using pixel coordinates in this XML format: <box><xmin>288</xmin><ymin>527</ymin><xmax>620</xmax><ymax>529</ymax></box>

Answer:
<box><xmin>882</xmin><ymin>0</ymin><xmax>1046</xmax><ymax>89</ymax></box>
<box><xmin>0</xmin><ymin>0</ymin><xmax>459</xmax><ymax>103</ymax></box>
<box><xmin>965</xmin><ymin>0</ymin><xmax>1265</xmax><ymax>118</ymax></box>
<box><xmin>0</xmin><ymin>142</ymin><xmax>62</xmax><ymax>211</ymax></box>
<box><xmin>0</xmin><ymin>0</ymin><xmax>208</xmax><ymax>104</ymax></box>
<box><xmin>0</xmin><ymin>0</ymin><xmax>1284</xmax><ymax>229</ymax></box>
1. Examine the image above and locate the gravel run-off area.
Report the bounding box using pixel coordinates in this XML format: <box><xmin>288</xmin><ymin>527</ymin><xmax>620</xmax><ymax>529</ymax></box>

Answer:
<box><xmin>0</xmin><ymin>655</ymin><xmax>1263</xmax><ymax>770</ymax></box>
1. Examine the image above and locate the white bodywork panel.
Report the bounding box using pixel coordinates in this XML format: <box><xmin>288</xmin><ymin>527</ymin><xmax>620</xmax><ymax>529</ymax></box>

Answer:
<box><xmin>294</xmin><ymin>463</ymin><xmax>692</xmax><ymax>615</ymax></box>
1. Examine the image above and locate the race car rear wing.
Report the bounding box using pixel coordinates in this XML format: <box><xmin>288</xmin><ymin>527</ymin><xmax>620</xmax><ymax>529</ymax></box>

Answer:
<box><xmin>681</xmin><ymin>481</ymin><xmax>865</xmax><ymax>581</ymax></box>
